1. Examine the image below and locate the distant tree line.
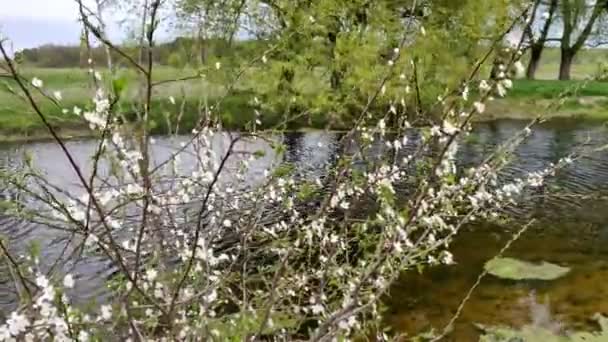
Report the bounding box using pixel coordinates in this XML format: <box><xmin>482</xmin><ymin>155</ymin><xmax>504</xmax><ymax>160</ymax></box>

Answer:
<box><xmin>17</xmin><ymin>37</ymin><xmax>268</xmax><ymax>68</ymax></box>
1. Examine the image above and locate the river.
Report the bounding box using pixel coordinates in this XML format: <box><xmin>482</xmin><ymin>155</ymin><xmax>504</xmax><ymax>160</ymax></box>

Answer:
<box><xmin>1</xmin><ymin>119</ymin><xmax>608</xmax><ymax>340</ymax></box>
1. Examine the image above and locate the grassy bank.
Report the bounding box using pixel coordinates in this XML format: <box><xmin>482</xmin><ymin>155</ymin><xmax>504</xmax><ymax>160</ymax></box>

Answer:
<box><xmin>2</xmin><ymin>67</ymin><xmax>608</xmax><ymax>142</ymax></box>
<box><xmin>482</xmin><ymin>79</ymin><xmax>608</xmax><ymax>122</ymax></box>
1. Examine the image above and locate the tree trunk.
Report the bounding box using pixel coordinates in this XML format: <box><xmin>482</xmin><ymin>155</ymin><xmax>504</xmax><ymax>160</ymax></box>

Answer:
<box><xmin>526</xmin><ymin>45</ymin><xmax>543</xmax><ymax>80</ymax></box>
<box><xmin>330</xmin><ymin>70</ymin><xmax>342</xmax><ymax>90</ymax></box>
<box><xmin>95</xmin><ymin>0</ymin><xmax>113</xmax><ymax>72</ymax></box>
<box><xmin>559</xmin><ymin>48</ymin><xmax>574</xmax><ymax>80</ymax></box>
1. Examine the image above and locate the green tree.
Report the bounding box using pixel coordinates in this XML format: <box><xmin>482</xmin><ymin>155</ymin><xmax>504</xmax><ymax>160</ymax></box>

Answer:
<box><xmin>172</xmin><ymin>0</ymin><xmax>522</xmax><ymax>126</ymax></box>
<box><xmin>557</xmin><ymin>0</ymin><xmax>607</xmax><ymax>80</ymax></box>
<box><xmin>525</xmin><ymin>0</ymin><xmax>559</xmax><ymax>79</ymax></box>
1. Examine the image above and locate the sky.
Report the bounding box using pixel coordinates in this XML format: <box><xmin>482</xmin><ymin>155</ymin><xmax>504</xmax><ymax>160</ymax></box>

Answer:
<box><xmin>0</xmin><ymin>0</ymin><xmax>127</xmax><ymax>50</ymax></box>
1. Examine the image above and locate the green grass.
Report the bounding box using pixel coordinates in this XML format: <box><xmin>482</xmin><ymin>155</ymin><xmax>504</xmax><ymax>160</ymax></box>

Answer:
<box><xmin>0</xmin><ymin>66</ymin><xmax>252</xmax><ymax>139</ymax></box>
<box><xmin>483</xmin><ymin>79</ymin><xmax>608</xmax><ymax>122</ymax></box>
<box><xmin>509</xmin><ymin>79</ymin><xmax>608</xmax><ymax>99</ymax></box>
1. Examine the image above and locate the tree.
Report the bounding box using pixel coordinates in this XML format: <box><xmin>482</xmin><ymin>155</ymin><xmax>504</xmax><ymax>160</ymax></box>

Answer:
<box><xmin>525</xmin><ymin>0</ymin><xmax>559</xmax><ymax>79</ymax></box>
<box><xmin>557</xmin><ymin>0</ymin><xmax>607</xmax><ymax>80</ymax></box>
<box><xmin>175</xmin><ymin>0</ymin><xmax>520</xmax><ymax>124</ymax></box>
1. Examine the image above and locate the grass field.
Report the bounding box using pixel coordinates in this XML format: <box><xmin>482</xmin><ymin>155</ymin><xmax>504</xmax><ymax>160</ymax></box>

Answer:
<box><xmin>2</xmin><ymin>49</ymin><xmax>608</xmax><ymax>141</ymax></box>
<box><xmin>0</xmin><ymin>66</ymin><xmax>256</xmax><ymax>140</ymax></box>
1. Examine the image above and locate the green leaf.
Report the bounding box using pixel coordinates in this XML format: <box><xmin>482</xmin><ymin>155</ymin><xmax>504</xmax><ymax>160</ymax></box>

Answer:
<box><xmin>112</xmin><ymin>76</ymin><xmax>128</xmax><ymax>96</ymax></box>
<box><xmin>484</xmin><ymin>257</ymin><xmax>570</xmax><ymax>281</ymax></box>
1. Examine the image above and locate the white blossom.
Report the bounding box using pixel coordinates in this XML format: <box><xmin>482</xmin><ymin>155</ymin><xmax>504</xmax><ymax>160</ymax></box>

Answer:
<box><xmin>63</xmin><ymin>274</ymin><xmax>75</xmax><ymax>289</ymax></box>
<box><xmin>100</xmin><ymin>305</ymin><xmax>112</xmax><ymax>320</ymax></box>
<box><xmin>473</xmin><ymin>101</ymin><xmax>486</xmax><ymax>114</ymax></box>
<box><xmin>7</xmin><ymin>312</ymin><xmax>29</xmax><ymax>336</ymax></box>
<box><xmin>479</xmin><ymin>80</ymin><xmax>491</xmax><ymax>92</ymax></box>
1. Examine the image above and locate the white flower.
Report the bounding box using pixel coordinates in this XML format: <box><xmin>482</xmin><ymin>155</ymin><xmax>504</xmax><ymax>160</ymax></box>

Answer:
<box><xmin>501</xmin><ymin>79</ymin><xmax>513</xmax><ymax>89</ymax></box>
<box><xmin>479</xmin><ymin>80</ymin><xmax>491</xmax><ymax>92</ymax></box>
<box><xmin>7</xmin><ymin>312</ymin><xmax>29</xmax><ymax>336</ymax></box>
<box><xmin>31</xmin><ymin>77</ymin><xmax>43</xmax><ymax>88</ymax></box>
<box><xmin>146</xmin><ymin>269</ymin><xmax>158</xmax><ymax>282</ymax></box>
<box><xmin>53</xmin><ymin>91</ymin><xmax>62</xmax><ymax>101</ymax></box>
<box><xmin>100</xmin><ymin>305</ymin><xmax>112</xmax><ymax>320</ymax></box>
<box><xmin>215</xmin><ymin>62</ymin><xmax>221</xmax><ymax>70</ymax></box>
<box><xmin>0</xmin><ymin>326</ymin><xmax>10</xmax><ymax>340</ymax></box>
<box><xmin>443</xmin><ymin>120</ymin><xmax>459</xmax><ymax>135</ymax></box>
<box><xmin>473</xmin><ymin>102</ymin><xmax>485</xmax><ymax>114</ymax></box>
<box><xmin>496</xmin><ymin>83</ymin><xmax>507</xmax><ymax>97</ymax></box>
<box><xmin>430</xmin><ymin>125</ymin><xmax>441</xmax><ymax>136</ymax></box>
<box><xmin>311</xmin><ymin>304</ymin><xmax>324</xmax><ymax>315</ymax></box>
<box><xmin>73</xmin><ymin>106</ymin><xmax>82</xmax><ymax>116</ymax></box>
<box><xmin>78</xmin><ymin>331</ymin><xmax>90</xmax><ymax>341</ymax></box>
<box><xmin>36</xmin><ymin>274</ymin><xmax>49</xmax><ymax>289</ymax></box>
<box><xmin>441</xmin><ymin>251</ymin><xmax>455</xmax><ymax>265</ymax></box>
<box><xmin>204</xmin><ymin>290</ymin><xmax>217</xmax><ymax>303</ymax></box>
<box><xmin>63</xmin><ymin>274</ymin><xmax>75</xmax><ymax>289</ymax></box>
<box><xmin>169</xmin><ymin>96</ymin><xmax>176</xmax><ymax>105</ymax></box>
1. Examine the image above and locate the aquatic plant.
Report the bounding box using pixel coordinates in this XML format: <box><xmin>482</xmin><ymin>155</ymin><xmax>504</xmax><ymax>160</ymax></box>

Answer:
<box><xmin>484</xmin><ymin>257</ymin><xmax>570</xmax><ymax>281</ymax></box>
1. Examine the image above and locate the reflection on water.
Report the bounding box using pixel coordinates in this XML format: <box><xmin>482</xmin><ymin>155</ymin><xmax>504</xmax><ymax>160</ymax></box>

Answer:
<box><xmin>1</xmin><ymin>120</ymin><xmax>608</xmax><ymax>338</ymax></box>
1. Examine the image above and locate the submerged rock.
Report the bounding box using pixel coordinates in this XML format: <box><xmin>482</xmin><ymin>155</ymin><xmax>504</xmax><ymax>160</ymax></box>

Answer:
<box><xmin>477</xmin><ymin>314</ymin><xmax>608</xmax><ymax>341</ymax></box>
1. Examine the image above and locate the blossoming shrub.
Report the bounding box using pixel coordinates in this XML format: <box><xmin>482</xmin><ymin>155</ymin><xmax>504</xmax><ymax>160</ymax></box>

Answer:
<box><xmin>0</xmin><ymin>1</ymin><xmax>576</xmax><ymax>340</ymax></box>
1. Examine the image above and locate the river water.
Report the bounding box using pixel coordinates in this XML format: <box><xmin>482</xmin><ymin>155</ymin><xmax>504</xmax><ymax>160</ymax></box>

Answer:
<box><xmin>1</xmin><ymin>120</ymin><xmax>608</xmax><ymax>339</ymax></box>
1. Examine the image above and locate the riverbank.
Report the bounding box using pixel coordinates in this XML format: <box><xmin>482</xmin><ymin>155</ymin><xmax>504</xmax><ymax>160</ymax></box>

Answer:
<box><xmin>479</xmin><ymin>79</ymin><xmax>608</xmax><ymax>122</ymax></box>
<box><xmin>2</xmin><ymin>69</ymin><xmax>608</xmax><ymax>143</ymax></box>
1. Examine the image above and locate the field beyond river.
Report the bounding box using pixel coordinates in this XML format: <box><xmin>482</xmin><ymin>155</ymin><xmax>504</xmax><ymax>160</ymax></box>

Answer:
<box><xmin>2</xmin><ymin>47</ymin><xmax>608</xmax><ymax>143</ymax></box>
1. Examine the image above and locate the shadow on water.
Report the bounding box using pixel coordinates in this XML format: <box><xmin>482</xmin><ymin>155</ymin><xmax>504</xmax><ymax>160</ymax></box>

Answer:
<box><xmin>1</xmin><ymin>120</ymin><xmax>608</xmax><ymax>338</ymax></box>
